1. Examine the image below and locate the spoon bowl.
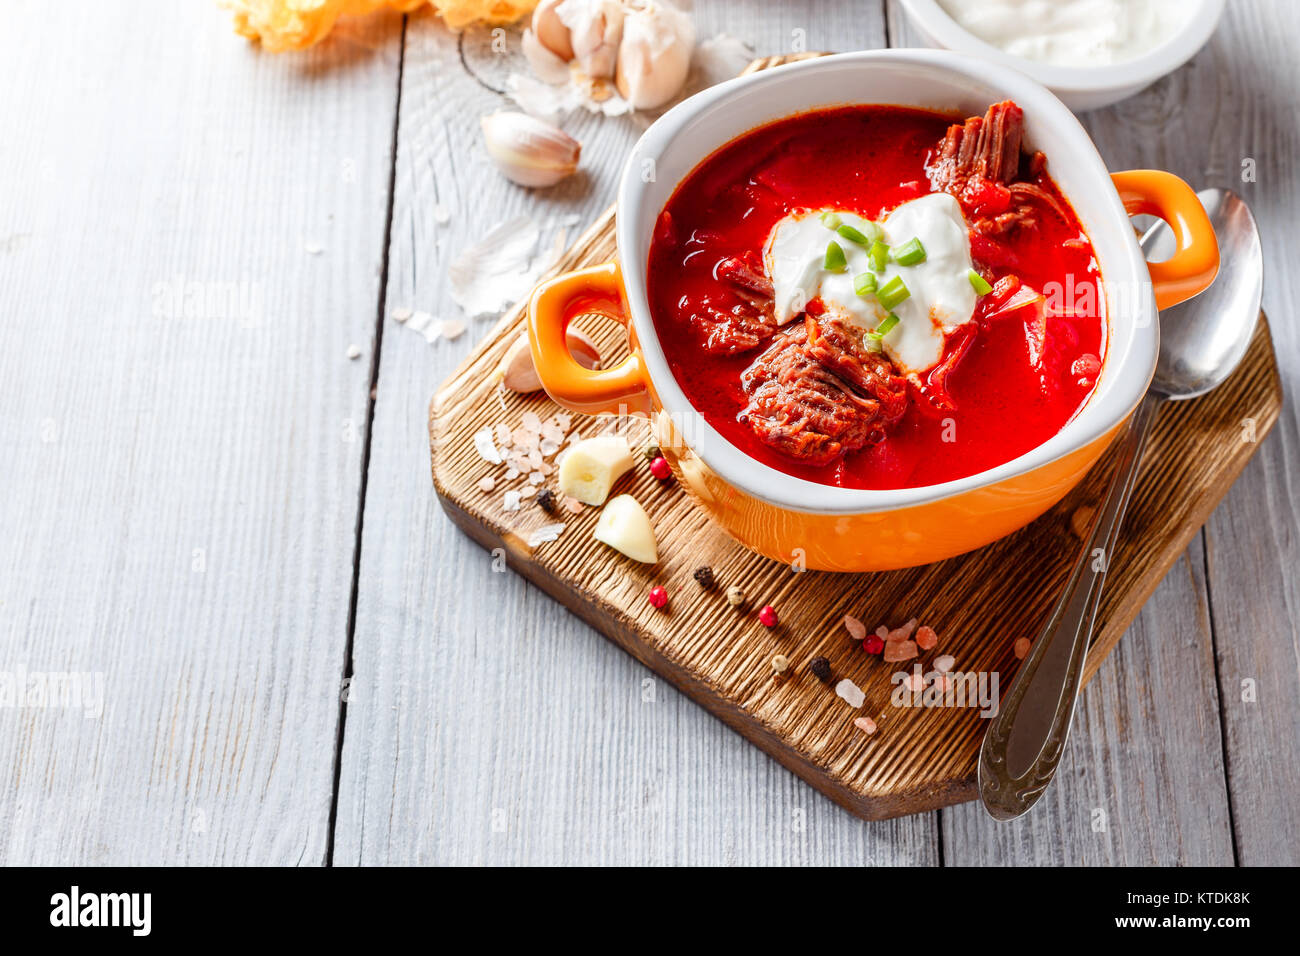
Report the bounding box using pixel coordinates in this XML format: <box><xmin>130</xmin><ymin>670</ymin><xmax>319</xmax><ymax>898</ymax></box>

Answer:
<box><xmin>1147</xmin><ymin>189</ymin><xmax>1263</xmax><ymax>399</ymax></box>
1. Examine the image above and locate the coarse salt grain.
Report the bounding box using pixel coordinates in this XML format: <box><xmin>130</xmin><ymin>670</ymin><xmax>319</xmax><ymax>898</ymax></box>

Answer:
<box><xmin>527</xmin><ymin>522</ymin><xmax>566</xmax><ymax>547</ymax></box>
<box><xmin>888</xmin><ymin>618</ymin><xmax>918</xmax><ymax>643</ymax></box>
<box><xmin>835</xmin><ymin>678</ymin><xmax>866</xmax><ymax>709</ymax></box>
<box><xmin>391</xmin><ymin>306</ymin><xmax>413</xmax><ymax>322</ymax></box>
<box><xmin>843</xmin><ymin>614</ymin><xmax>867</xmax><ymax>641</ymax></box>
<box><xmin>504</xmin><ymin>467</ymin><xmax>519</xmax><ymax>480</ymax></box>
<box><xmin>434</xmin><ymin>203</ymin><xmax>451</xmax><ymax>224</ymax></box>
<box><xmin>916</xmin><ymin>625</ymin><xmax>939</xmax><ymax>651</ymax></box>
<box><xmin>853</xmin><ymin>717</ymin><xmax>878</xmax><ymax>735</ymax></box>
<box><xmin>477</xmin><ymin>476</ymin><xmax>496</xmax><ymax>493</ymax></box>
<box><xmin>503</xmin><ymin>490</ymin><xmax>522</xmax><ymax>512</ymax></box>
<box><xmin>539</xmin><ymin>438</ymin><xmax>560</xmax><ymax>457</ymax></box>
<box><xmin>562</xmin><ymin>496</ymin><xmax>585</xmax><ymax>514</ymax></box>
<box><xmin>521</xmin><ymin>411</ymin><xmax>542</xmax><ymax>432</ymax></box>
<box><xmin>439</xmin><ymin>318</ymin><xmax>467</xmax><ymax>340</ymax></box>
<box><xmin>1014</xmin><ymin>638</ymin><xmax>1032</xmax><ymax>660</ymax></box>
<box><xmin>346</xmin><ymin>344</ymin><xmax>363</xmax><ymax>360</ymax></box>
<box><xmin>883</xmin><ymin>640</ymin><xmax>918</xmax><ymax>663</ymax></box>
<box><xmin>472</xmin><ymin>427</ymin><xmax>502</xmax><ymax>465</ymax></box>
<box><xmin>494</xmin><ymin>423</ymin><xmax>512</xmax><ymax>446</ymax></box>
<box><xmin>519</xmin><ymin>485</ymin><xmax>537</xmax><ymax>498</ymax></box>
<box><xmin>528</xmin><ymin>471</ymin><xmax>544</xmax><ymax>485</ymax></box>
<box><xmin>934</xmin><ymin>654</ymin><xmax>955</xmax><ymax>673</ymax></box>
<box><xmin>876</xmin><ymin>625</ymin><xmax>890</xmax><ymax>639</ymax></box>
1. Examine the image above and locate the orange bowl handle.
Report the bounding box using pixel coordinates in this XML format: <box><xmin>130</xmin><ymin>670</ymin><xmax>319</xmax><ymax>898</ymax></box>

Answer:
<box><xmin>1111</xmin><ymin>170</ymin><xmax>1220</xmax><ymax>311</ymax></box>
<box><xmin>526</xmin><ymin>261</ymin><xmax>650</xmax><ymax>416</ymax></box>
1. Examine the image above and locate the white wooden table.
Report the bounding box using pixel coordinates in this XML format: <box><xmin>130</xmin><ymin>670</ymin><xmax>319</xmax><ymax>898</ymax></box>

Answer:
<box><xmin>1</xmin><ymin>0</ymin><xmax>1295</xmax><ymax>866</ymax></box>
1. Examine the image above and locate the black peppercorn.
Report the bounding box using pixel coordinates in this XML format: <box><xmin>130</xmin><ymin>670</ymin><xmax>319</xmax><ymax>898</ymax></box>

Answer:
<box><xmin>536</xmin><ymin>487</ymin><xmax>557</xmax><ymax>514</ymax></box>
<box><xmin>809</xmin><ymin>656</ymin><xmax>833</xmax><ymax>684</ymax></box>
<box><xmin>692</xmin><ymin>565</ymin><xmax>715</xmax><ymax>589</ymax></box>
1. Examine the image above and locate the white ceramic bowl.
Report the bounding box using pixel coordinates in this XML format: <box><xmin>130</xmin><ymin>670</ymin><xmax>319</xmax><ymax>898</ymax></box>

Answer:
<box><xmin>896</xmin><ymin>0</ymin><xmax>1226</xmax><ymax>111</ymax></box>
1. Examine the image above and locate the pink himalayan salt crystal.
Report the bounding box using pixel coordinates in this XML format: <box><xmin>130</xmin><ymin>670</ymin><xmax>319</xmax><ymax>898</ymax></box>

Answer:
<box><xmin>876</xmin><ymin>625</ymin><xmax>890</xmax><ymax>639</ymax></box>
<box><xmin>915</xmin><ymin>625</ymin><xmax>939</xmax><ymax>651</ymax></box>
<box><xmin>562</xmin><ymin>495</ymin><xmax>585</xmax><ymax>515</ymax></box>
<box><xmin>887</xmin><ymin>618</ymin><xmax>918</xmax><ymax>643</ymax></box>
<box><xmin>843</xmin><ymin>614</ymin><xmax>867</xmax><ymax>641</ymax></box>
<box><xmin>883</xmin><ymin>640</ymin><xmax>918</xmax><ymax>663</ymax></box>
<box><xmin>934</xmin><ymin>654</ymin><xmax>955</xmax><ymax>673</ymax></box>
<box><xmin>853</xmin><ymin>716</ymin><xmax>878</xmax><ymax>735</ymax></box>
<box><xmin>1014</xmin><ymin>637</ymin><xmax>1032</xmax><ymax>660</ymax></box>
<box><xmin>477</xmin><ymin>476</ymin><xmax>496</xmax><ymax>493</ymax></box>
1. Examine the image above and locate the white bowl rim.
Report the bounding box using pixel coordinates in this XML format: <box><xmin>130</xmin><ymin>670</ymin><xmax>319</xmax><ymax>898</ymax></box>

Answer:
<box><xmin>895</xmin><ymin>0</ymin><xmax>1226</xmax><ymax>95</ymax></box>
<box><xmin>616</xmin><ymin>49</ymin><xmax>1158</xmax><ymax>516</ymax></box>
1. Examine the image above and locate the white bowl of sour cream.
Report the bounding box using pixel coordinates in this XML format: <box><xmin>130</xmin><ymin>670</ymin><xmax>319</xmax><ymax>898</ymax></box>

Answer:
<box><xmin>897</xmin><ymin>0</ymin><xmax>1226</xmax><ymax>111</ymax></box>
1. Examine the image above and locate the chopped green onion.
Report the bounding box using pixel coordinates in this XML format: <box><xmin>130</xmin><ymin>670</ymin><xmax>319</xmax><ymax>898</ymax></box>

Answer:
<box><xmin>823</xmin><ymin>241</ymin><xmax>847</xmax><ymax>273</ymax></box>
<box><xmin>876</xmin><ymin>275</ymin><xmax>910</xmax><ymax>311</ymax></box>
<box><xmin>820</xmin><ymin>211</ymin><xmax>843</xmax><ymax>229</ymax></box>
<box><xmin>967</xmin><ymin>268</ymin><xmax>993</xmax><ymax>295</ymax></box>
<box><xmin>853</xmin><ymin>271</ymin><xmax>878</xmax><ymax>296</ymax></box>
<box><xmin>865</xmin><ymin>313</ymin><xmax>900</xmax><ymax>352</ymax></box>
<box><xmin>891</xmin><ymin>237</ymin><xmax>927</xmax><ymax>266</ymax></box>
<box><xmin>868</xmin><ymin>239</ymin><xmax>889</xmax><ymax>272</ymax></box>
<box><xmin>837</xmin><ymin>223</ymin><xmax>874</xmax><ymax>246</ymax></box>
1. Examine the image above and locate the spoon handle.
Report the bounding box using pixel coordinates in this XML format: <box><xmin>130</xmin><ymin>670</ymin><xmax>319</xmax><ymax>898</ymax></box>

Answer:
<box><xmin>978</xmin><ymin>392</ymin><xmax>1161</xmax><ymax>820</ymax></box>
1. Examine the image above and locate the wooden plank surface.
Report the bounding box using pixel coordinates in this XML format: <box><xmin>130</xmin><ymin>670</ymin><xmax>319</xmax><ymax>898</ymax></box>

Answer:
<box><xmin>0</xmin><ymin>1</ymin><xmax>402</xmax><ymax>864</ymax></box>
<box><xmin>331</xmin><ymin>3</ymin><xmax>951</xmax><ymax>865</ymax></box>
<box><xmin>0</xmin><ymin>0</ymin><xmax>1294</xmax><ymax>865</ymax></box>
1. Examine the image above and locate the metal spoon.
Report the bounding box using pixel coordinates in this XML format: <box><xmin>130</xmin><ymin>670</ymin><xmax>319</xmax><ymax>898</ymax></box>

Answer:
<box><xmin>978</xmin><ymin>189</ymin><xmax>1263</xmax><ymax>821</ymax></box>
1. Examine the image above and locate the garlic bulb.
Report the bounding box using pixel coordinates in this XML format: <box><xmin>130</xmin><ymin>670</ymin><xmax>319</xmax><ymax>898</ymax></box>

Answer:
<box><xmin>557</xmin><ymin>0</ymin><xmax>625</xmax><ymax>79</ymax></box>
<box><xmin>616</xmin><ymin>1</ymin><xmax>695</xmax><ymax>110</ymax></box>
<box><xmin>480</xmin><ymin>112</ymin><xmax>581</xmax><ymax>188</ymax></box>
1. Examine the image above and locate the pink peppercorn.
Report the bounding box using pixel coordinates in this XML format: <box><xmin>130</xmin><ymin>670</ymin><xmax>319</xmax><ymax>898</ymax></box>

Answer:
<box><xmin>648</xmin><ymin>586</ymin><xmax>668</xmax><ymax>609</ymax></box>
<box><xmin>758</xmin><ymin>605</ymin><xmax>778</xmax><ymax>628</ymax></box>
<box><xmin>649</xmin><ymin>456</ymin><xmax>672</xmax><ymax>480</ymax></box>
<box><xmin>863</xmin><ymin>635</ymin><xmax>885</xmax><ymax>655</ymax></box>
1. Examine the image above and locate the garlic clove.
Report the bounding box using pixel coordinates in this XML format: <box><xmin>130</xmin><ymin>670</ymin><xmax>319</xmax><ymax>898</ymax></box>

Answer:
<box><xmin>594</xmin><ymin>494</ymin><xmax>658</xmax><ymax>563</ymax></box>
<box><xmin>480</xmin><ymin>111</ymin><xmax>581</xmax><ymax>188</ymax></box>
<box><xmin>559</xmin><ymin>435</ymin><xmax>634</xmax><ymax>505</ymax></box>
<box><xmin>496</xmin><ymin>329</ymin><xmax>601</xmax><ymax>393</ymax></box>
<box><xmin>531</xmin><ymin>0</ymin><xmax>575</xmax><ymax>61</ymax></box>
<box><xmin>557</xmin><ymin>0</ymin><xmax>625</xmax><ymax>79</ymax></box>
<box><xmin>522</xmin><ymin>28</ymin><xmax>573</xmax><ymax>85</ymax></box>
<box><xmin>616</xmin><ymin>0</ymin><xmax>696</xmax><ymax>110</ymax></box>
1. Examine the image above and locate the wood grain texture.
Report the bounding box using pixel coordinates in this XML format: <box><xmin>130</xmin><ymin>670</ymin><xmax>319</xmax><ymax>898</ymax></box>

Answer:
<box><xmin>332</xmin><ymin>5</ymin><xmax>950</xmax><ymax>865</ymax></box>
<box><xmin>0</xmin><ymin>1</ymin><xmax>402</xmax><ymax>864</ymax></box>
<box><xmin>888</xmin><ymin>0</ymin><xmax>1292</xmax><ymax>865</ymax></box>
<box><xmin>424</xmin><ymin>177</ymin><xmax>1280</xmax><ymax>819</ymax></box>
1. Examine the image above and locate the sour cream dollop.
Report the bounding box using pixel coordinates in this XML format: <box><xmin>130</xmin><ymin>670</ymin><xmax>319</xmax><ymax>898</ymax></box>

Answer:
<box><xmin>763</xmin><ymin>193</ymin><xmax>977</xmax><ymax>375</ymax></box>
<box><xmin>936</xmin><ymin>0</ymin><xmax>1195</xmax><ymax>68</ymax></box>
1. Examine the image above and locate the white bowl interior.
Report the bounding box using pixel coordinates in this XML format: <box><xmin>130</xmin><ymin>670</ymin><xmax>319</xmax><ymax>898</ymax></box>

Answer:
<box><xmin>618</xmin><ymin>51</ymin><xmax>1156</xmax><ymax>514</ymax></box>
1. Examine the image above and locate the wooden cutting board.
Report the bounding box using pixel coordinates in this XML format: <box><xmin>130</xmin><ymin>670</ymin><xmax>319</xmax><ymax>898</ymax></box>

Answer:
<box><xmin>428</xmin><ymin>55</ymin><xmax>1282</xmax><ymax>820</ymax></box>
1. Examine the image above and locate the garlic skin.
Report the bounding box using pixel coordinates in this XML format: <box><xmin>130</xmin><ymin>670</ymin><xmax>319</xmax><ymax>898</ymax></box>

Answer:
<box><xmin>557</xmin><ymin>0</ymin><xmax>625</xmax><ymax>79</ymax></box>
<box><xmin>616</xmin><ymin>0</ymin><xmax>695</xmax><ymax>110</ymax></box>
<box><xmin>531</xmin><ymin>0</ymin><xmax>575</xmax><ymax>61</ymax></box>
<box><xmin>480</xmin><ymin>112</ymin><xmax>581</xmax><ymax>188</ymax></box>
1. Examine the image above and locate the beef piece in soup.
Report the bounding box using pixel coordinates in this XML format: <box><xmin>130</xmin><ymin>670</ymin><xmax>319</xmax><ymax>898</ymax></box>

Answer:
<box><xmin>738</xmin><ymin>320</ymin><xmax>907</xmax><ymax>467</ymax></box>
<box><xmin>681</xmin><ymin>250</ymin><xmax>777</xmax><ymax>355</ymax></box>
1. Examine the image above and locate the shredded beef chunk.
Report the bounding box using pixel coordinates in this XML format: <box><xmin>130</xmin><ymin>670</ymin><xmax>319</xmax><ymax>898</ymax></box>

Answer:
<box><xmin>684</xmin><ymin>251</ymin><xmax>777</xmax><ymax>355</ymax></box>
<box><xmin>739</xmin><ymin>319</ymin><xmax>908</xmax><ymax>467</ymax></box>
<box><xmin>927</xmin><ymin>100</ymin><xmax>1063</xmax><ymax>238</ymax></box>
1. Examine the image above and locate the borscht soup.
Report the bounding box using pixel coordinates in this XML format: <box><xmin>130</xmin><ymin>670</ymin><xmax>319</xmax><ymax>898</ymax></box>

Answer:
<box><xmin>646</xmin><ymin>101</ymin><xmax>1105</xmax><ymax>490</ymax></box>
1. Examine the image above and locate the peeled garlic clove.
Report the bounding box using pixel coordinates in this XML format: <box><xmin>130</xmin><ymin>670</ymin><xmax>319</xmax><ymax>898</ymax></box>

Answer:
<box><xmin>558</xmin><ymin>0</ymin><xmax>625</xmax><ymax>79</ymax></box>
<box><xmin>616</xmin><ymin>0</ymin><xmax>696</xmax><ymax>110</ymax></box>
<box><xmin>531</xmin><ymin>0</ymin><xmax>574</xmax><ymax>61</ymax></box>
<box><xmin>594</xmin><ymin>494</ymin><xmax>658</xmax><ymax>563</ymax></box>
<box><xmin>480</xmin><ymin>112</ymin><xmax>581</xmax><ymax>188</ymax></box>
<box><xmin>497</xmin><ymin>329</ymin><xmax>601</xmax><ymax>393</ymax></box>
<box><xmin>559</xmin><ymin>435</ymin><xmax>634</xmax><ymax>505</ymax></box>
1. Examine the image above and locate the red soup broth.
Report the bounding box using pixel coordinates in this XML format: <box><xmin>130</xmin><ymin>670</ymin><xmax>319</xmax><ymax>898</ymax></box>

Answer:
<box><xmin>646</xmin><ymin>105</ymin><xmax>1105</xmax><ymax>490</ymax></box>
